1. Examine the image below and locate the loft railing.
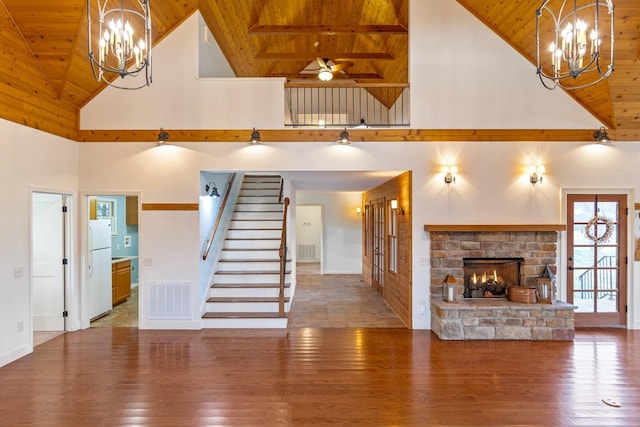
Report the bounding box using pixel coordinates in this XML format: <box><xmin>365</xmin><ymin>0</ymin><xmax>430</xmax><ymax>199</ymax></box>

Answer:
<box><xmin>285</xmin><ymin>83</ymin><xmax>410</xmax><ymax>128</ymax></box>
<box><xmin>575</xmin><ymin>255</ymin><xmax>617</xmax><ymax>299</ymax></box>
<box><xmin>201</xmin><ymin>173</ymin><xmax>236</xmax><ymax>261</ymax></box>
<box><xmin>278</xmin><ymin>197</ymin><xmax>290</xmax><ymax>317</ymax></box>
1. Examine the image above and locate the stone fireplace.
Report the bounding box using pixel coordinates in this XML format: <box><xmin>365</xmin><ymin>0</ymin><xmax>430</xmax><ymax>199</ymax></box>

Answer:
<box><xmin>424</xmin><ymin>224</ymin><xmax>576</xmax><ymax>341</ymax></box>
<box><xmin>463</xmin><ymin>257</ymin><xmax>523</xmax><ymax>298</ymax></box>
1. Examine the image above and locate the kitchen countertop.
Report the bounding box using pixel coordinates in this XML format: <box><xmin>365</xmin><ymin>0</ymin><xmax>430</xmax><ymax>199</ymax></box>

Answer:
<box><xmin>111</xmin><ymin>256</ymin><xmax>138</xmax><ymax>264</ymax></box>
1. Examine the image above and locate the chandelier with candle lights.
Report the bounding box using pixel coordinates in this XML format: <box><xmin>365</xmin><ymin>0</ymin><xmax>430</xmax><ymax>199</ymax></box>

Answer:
<box><xmin>535</xmin><ymin>0</ymin><xmax>614</xmax><ymax>90</ymax></box>
<box><xmin>87</xmin><ymin>0</ymin><xmax>152</xmax><ymax>89</ymax></box>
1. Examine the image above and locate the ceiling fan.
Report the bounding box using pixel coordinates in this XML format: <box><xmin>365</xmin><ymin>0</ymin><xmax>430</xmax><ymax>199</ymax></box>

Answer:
<box><xmin>302</xmin><ymin>57</ymin><xmax>353</xmax><ymax>81</ymax></box>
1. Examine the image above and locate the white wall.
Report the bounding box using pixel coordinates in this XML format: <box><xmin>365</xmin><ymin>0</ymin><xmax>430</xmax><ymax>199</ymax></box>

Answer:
<box><xmin>296</xmin><ymin>191</ymin><xmax>363</xmax><ymax>274</ymax></box>
<box><xmin>0</xmin><ymin>118</ymin><xmax>79</xmax><ymax>366</ymax></box>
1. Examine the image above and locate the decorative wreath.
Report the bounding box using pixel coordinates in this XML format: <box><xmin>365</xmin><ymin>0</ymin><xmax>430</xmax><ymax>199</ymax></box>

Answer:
<box><xmin>583</xmin><ymin>215</ymin><xmax>614</xmax><ymax>244</ymax></box>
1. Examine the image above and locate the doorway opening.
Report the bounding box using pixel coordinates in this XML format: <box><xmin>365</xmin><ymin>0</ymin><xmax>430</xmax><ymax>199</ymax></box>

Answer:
<box><xmin>87</xmin><ymin>194</ymin><xmax>140</xmax><ymax>328</ymax></box>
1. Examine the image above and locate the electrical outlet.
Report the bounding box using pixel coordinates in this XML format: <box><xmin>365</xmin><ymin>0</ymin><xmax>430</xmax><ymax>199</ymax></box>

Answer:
<box><xmin>143</xmin><ymin>258</ymin><xmax>152</xmax><ymax>266</ymax></box>
<box><xmin>419</xmin><ymin>301</ymin><xmax>426</xmax><ymax>315</ymax></box>
<box><xmin>419</xmin><ymin>257</ymin><xmax>428</xmax><ymax>266</ymax></box>
<box><xmin>14</xmin><ymin>266</ymin><xmax>24</xmax><ymax>278</ymax></box>
<box><xmin>17</xmin><ymin>320</ymin><xmax>24</xmax><ymax>332</ymax></box>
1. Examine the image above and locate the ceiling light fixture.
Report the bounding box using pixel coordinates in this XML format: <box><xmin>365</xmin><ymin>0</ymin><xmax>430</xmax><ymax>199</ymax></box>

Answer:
<box><xmin>156</xmin><ymin>128</ymin><xmax>169</xmax><ymax>145</ymax></box>
<box><xmin>318</xmin><ymin>68</ymin><xmax>333</xmax><ymax>82</ymax></box>
<box><xmin>249</xmin><ymin>128</ymin><xmax>262</xmax><ymax>144</ymax></box>
<box><xmin>536</xmin><ymin>0</ymin><xmax>614</xmax><ymax>90</ymax></box>
<box><xmin>593</xmin><ymin>126</ymin><xmax>611</xmax><ymax>143</ymax></box>
<box><xmin>338</xmin><ymin>128</ymin><xmax>351</xmax><ymax>145</ymax></box>
<box><xmin>87</xmin><ymin>0</ymin><xmax>153</xmax><ymax>89</ymax></box>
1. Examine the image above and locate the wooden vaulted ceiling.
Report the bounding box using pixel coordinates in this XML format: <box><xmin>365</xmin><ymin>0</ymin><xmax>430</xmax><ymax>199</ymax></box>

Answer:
<box><xmin>1</xmin><ymin>0</ymin><xmax>638</xmax><ymax>142</ymax></box>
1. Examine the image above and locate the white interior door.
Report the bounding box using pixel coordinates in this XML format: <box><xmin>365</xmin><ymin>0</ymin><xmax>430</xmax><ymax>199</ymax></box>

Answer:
<box><xmin>32</xmin><ymin>192</ymin><xmax>65</xmax><ymax>331</ymax></box>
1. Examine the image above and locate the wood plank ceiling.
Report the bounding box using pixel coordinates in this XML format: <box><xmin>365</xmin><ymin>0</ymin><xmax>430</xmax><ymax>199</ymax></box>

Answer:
<box><xmin>0</xmin><ymin>0</ymin><xmax>638</xmax><ymax>142</ymax></box>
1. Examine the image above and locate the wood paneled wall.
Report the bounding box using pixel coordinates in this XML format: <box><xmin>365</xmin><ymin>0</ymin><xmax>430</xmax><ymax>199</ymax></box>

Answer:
<box><xmin>362</xmin><ymin>171</ymin><xmax>412</xmax><ymax>327</ymax></box>
<box><xmin>0</xmin><ymin>4</ymin><xmax>78</xmax><ymax>140</ymax></box>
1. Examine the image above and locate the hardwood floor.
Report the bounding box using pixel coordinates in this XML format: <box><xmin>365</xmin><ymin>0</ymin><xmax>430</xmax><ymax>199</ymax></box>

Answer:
<box><xmin>11</xmin><ymin>267</ymin><xmax>637</xmax><ymax>425</ymax></box>
<box><xmin>2</xmin><ymin>328</ymin><xmax>639</xmax><ymax>426</ymax></box>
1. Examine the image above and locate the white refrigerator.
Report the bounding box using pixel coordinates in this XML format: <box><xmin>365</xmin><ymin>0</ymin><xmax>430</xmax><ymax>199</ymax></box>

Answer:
<box><xmin>89</xmin><ymin>219</ymin><xmax>113</xmax><ymax>319</ymax></box>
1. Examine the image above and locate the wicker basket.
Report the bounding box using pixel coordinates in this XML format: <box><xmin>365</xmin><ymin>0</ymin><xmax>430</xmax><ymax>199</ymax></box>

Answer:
<box><xmin>507</xmin><ymin>286</ymin><xmax>538</xmax><ymax>304</ymax></box>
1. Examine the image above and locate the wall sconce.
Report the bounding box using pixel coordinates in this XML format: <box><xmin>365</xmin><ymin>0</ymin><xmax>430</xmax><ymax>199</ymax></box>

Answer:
<box><xmin>529</xmin><ymin>164</ymin><xmax>546</xmax><ymax>185</ymax></box>
<box><xmin>444</xmin><ymin>165</ymin><xmax>457</xmax><ymax>184</ymax></box>
<box><xmin>249</xmin><ymin>128</ymin><xmax>262</xmax><ymax>145</ymax></box>
<box><xmin>443</xmin><ymin>274</ymin><xmax>457</xmax><ymax>302</ymax></box>
<box><xmin>593</xmin><ymin>126</ymin><xmax>611</xmax><ymax>143</ymax></box>
<box><xmin>390</xmin><ymin>199</ymin><xmax>404</xmax><ymax>215</ymax></box>
<box><xmin>356</xmin><ymin>207</ymin><xmax>362</xmax><ymax>216</ymax></box>
<box><xmin>205</xmin><ymin>182</ymin><xmax>220</xmax><ymax>197</ymax></box>
<box><xmin>337</xmin><ymin>128</ymin><xmax>351</xmax><ymax>145</ymax></box>
<box><xmin>156</xmin><ymin>128</ymin><xmax>169</xmax><ymax>145</ymax></box>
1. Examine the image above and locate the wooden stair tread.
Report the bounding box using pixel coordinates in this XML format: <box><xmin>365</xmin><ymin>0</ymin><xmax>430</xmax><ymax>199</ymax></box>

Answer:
<box><xmin>207</xmin><ymin>297</ymin><xmax>290</xmax><ymax>303</ymax></box>
<box><xmin>225</xmin><ymin>237</ymin><xmax>280</xmax><ymax>240</ymax></box>
<box><xmin>202</xmin><ymin>312</ymin><xmax>288</xmax><ymax>319</ymax></box>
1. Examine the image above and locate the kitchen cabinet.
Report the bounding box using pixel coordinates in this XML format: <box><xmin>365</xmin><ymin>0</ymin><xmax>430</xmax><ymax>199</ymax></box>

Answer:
<box><xmin>126</xmin><ymin>196</ymin><xmax>138</xmax><ymax>225</ymax></box>
<box><xmin>89</xmin><ymin>198</ymin><xmax>97</xmax><ymax>220</ymax></box>
<box><xmin>112</xmin><ymin>259</ymin><xmax>131</xmax><ymax>305</ymax></box>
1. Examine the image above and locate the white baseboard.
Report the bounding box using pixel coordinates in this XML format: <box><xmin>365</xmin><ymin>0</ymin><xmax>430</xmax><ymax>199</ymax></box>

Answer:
<box><xmin>0</xmin><ymin>344</ymin><xmax>31</xmax><ymax>368</ymax></box>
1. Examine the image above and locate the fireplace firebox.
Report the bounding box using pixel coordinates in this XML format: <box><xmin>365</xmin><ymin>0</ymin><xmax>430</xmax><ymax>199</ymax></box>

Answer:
<box><xmin>463</xmin><ymin>258</ymin><xmax>524</xmax><ymax>298</ymax></box>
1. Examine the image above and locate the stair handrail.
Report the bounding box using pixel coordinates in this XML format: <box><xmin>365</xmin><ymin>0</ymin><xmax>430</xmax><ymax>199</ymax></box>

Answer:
<box><xmin>202</xmin><ymin>173</ymin><xmax>236</xmax><ymax>261</ymax></box>
<box><xmin>278</xmin><ymin>177</ymin><xmax>284</xmax><ymax>204</ymax></box>
<box><xmin>278</xmin><ymin>197</ymin><xmax>290</xmax><ymax>316</ymax></box>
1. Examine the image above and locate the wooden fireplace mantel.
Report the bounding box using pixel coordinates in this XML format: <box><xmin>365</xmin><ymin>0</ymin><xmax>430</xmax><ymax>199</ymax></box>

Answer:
<box><xmin>423</xmin><ymin>224</ymin><xmax>567</xmax><ymax>232</ymax></box>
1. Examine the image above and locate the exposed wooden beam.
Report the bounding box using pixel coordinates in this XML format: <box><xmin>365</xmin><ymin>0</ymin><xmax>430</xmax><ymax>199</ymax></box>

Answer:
<box><xmin>256</xmin><ymin>52</ymin><xmax>394</xmax><ymax>61</ymax></box>
<box><xmin>76</xmin><ymin>128</ymin><xmax>620</xmax><ymax>143</ymax></box>
<box><xmin>275</xmin><ymin>72</ymin><xmax>384</xmax><ymax>80</ymax></box>
<box><xmin>248</xmin><ymin>24</ymin><xmax>408</xmax><ymax>35</ymax></box>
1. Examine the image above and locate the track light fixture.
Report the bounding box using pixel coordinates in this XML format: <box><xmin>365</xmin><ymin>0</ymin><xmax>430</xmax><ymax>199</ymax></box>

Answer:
<box><xmin>249</xmin><ymin>128</ymin><xmax>262</xmax><ymax>145</ymax></box>
<box><xmin>156</xmin><ymin>128</ymin><xmax>169</xmax><ymax>145</ymax></box>
<box><xmin>338</xmin><ymin>128</ymin><xmax>351</xmax><ymax>145</ymax></box>
<box><xmin>593</xmin><ymin>126</ymin><xmax>611</xmax><ymax>143</ymax></box>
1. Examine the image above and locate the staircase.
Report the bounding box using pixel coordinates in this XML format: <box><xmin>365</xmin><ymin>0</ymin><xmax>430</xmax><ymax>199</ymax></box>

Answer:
<box><xmin>202</xmin><ymin>175</ymin><xmax>292</xmax><ymax>328</ymax></box>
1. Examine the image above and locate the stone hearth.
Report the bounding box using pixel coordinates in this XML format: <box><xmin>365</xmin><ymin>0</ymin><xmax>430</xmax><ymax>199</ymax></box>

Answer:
<box><xmin>425</xmin><ymin>225</ymin><xmax>575</xmax><ymax>341</ymax></box>
<box><xmin>431</xmin><ymin>300</ymin><xmax>575</xmax><ymax>340</ymax></box>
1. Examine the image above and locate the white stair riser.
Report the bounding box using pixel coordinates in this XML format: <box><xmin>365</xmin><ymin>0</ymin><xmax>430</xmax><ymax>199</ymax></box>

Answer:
<box><xmin>234</xmin><ymin>204</ymin><xmax>282</xmax><ymax>212</ymax></box>
<box><xmin>220</xmin><ymin>249</ymin><xmax>280</xmax><ymax>260</ymax></box>
<box><xmin>238</xmin><ymin>189</ymin><xmax>280</xmax><ymax>196</ymax></box>
<box><xmin>223</xmin><ymin>239</ymin><xmax>280</xmax><ymax>249</ymax></box>
<box><xmin>232</xmin><ymin>211</ymin><xmax>282</xmax><ymax>220</ymax></box>
<box><xmin>240</xmin><ymin>183</ymin><xmax>280</xmax><ymax>190</ymax></box>
<box><xmin>217</xmin><ymin>261</ymin><xmax>284</xmax><ymax>271</ymax></box>
<box><xmin>229</xmin><ymin>220</ymin><xmax>282</xmax><ymax>229</ymax></box>
<box><xmin>209</xmin><ymin>287</ymin><xmax>290</xmax><ymax>298</ymax></box>
<box><xmin>205</xmin><ymin>301</ymin><xmax>291</xmax><ymax>312</ymax></box>
<box><xmin>227</xmin><ymin>229</ymin><xmax>282</xmax><ymax>239</ymax></box>
<box><xmin>201</xmin><ymin>317</ymin><xmax>288</xmax><ymax>329</ymax></box>
<box><xmin>213</xmin><ymin>274</ymin><xmax>290</xmax><ymax>284</ymax></box>
<box><xmin>236</xmin><ymin>196</ymin><xmax>280</xmax><ymax>204</ymax></box>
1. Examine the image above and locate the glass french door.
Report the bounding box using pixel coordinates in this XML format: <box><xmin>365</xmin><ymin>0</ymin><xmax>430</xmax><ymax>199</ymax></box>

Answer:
<box><xmin>371</xmin><ymin>199</ymin><xmax>385</xmax><ymax>294</ymax></box>
<box><xmin>567</xmin><ymin>194</ymin><xmax>627</xmax><ymax>328</ymax></box>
